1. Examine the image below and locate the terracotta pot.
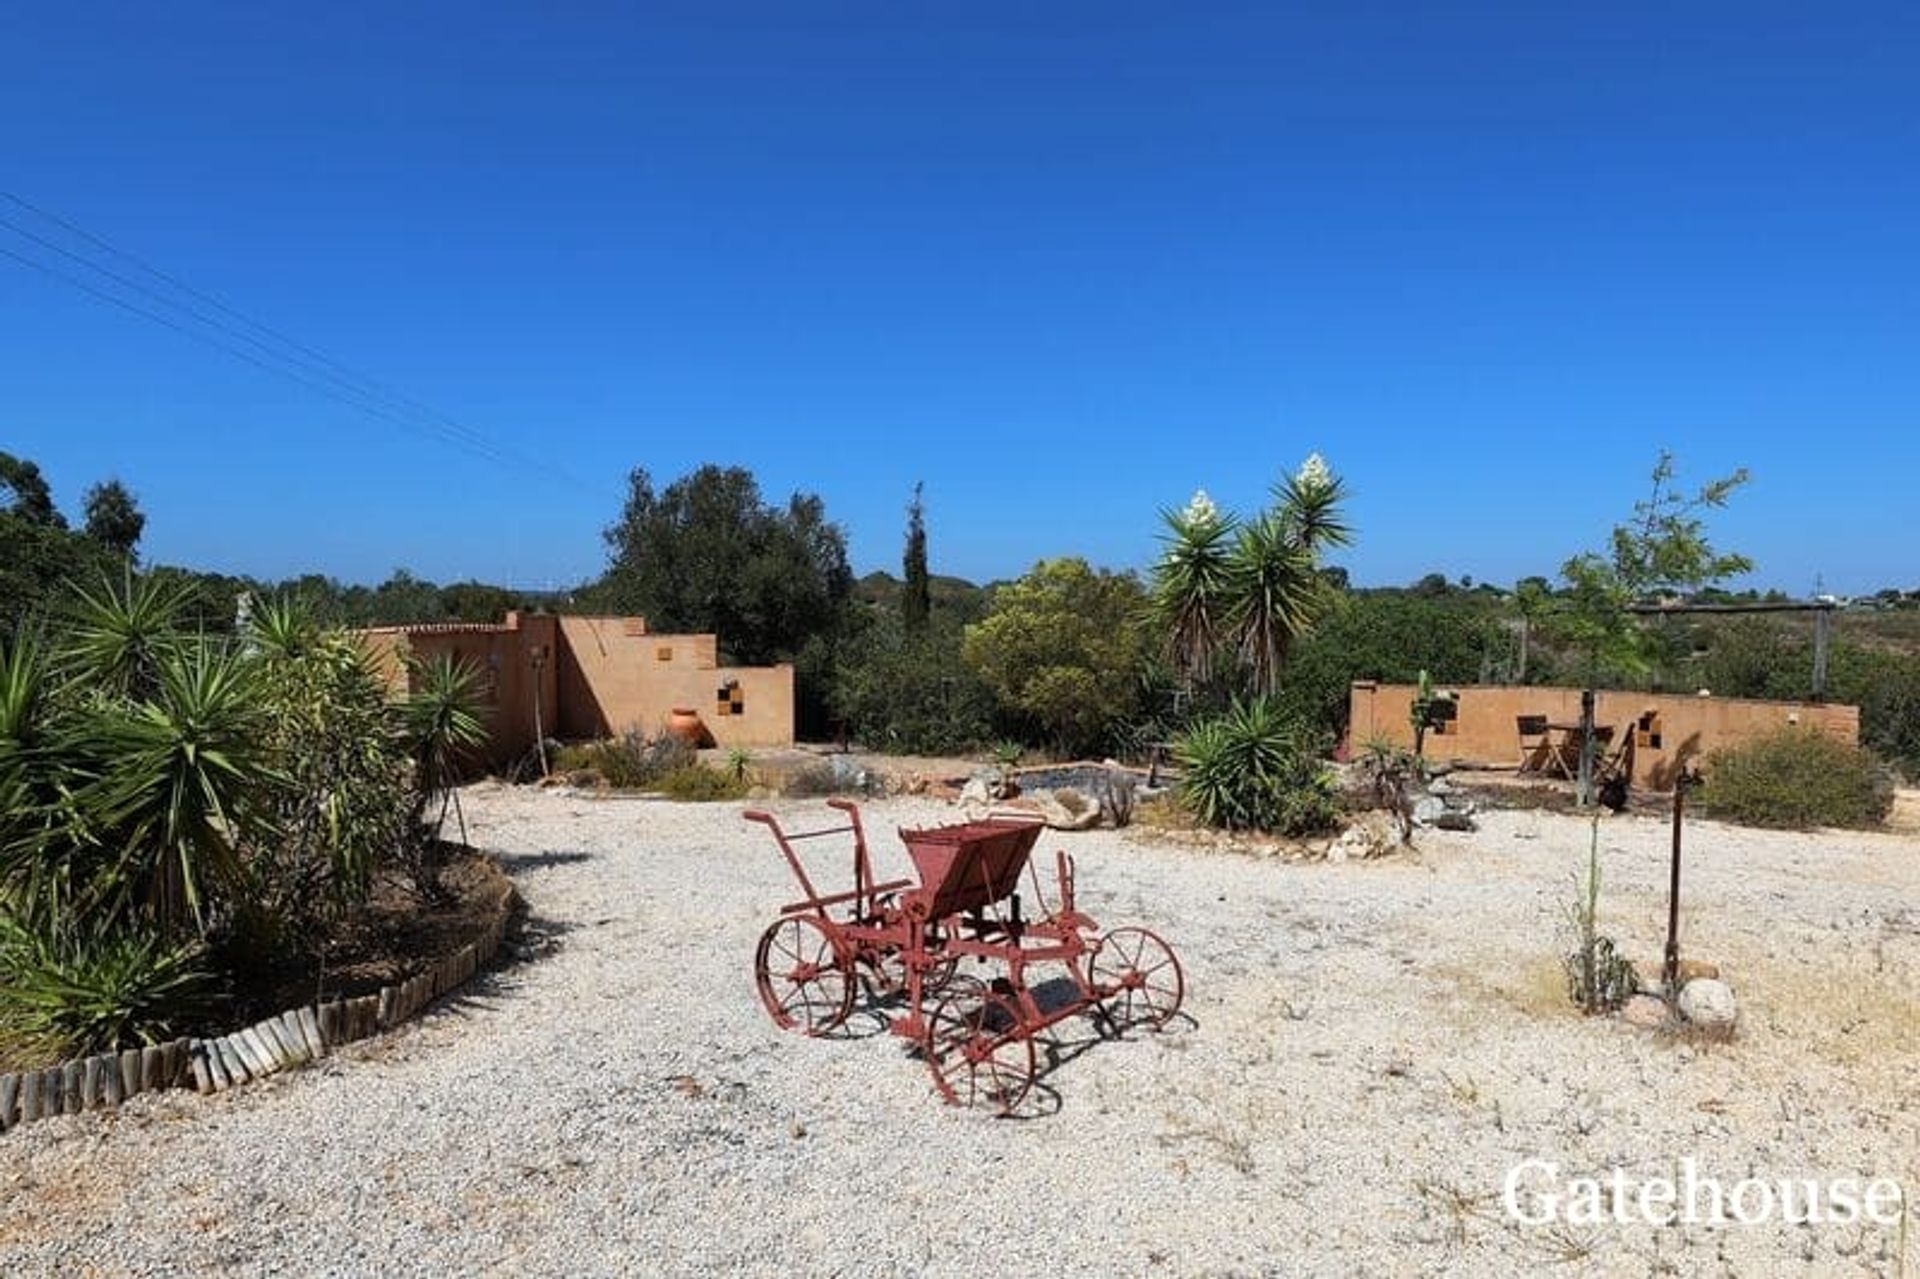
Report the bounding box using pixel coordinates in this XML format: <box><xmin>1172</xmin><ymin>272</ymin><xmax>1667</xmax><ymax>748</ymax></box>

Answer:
<box><xmin>666</xmin><ymin>707</ymin><xmax>708</xmax><ymax>747</ymax></box>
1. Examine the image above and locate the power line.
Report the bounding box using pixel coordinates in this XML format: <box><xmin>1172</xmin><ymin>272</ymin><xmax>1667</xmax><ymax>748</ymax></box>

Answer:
<box><xmin>1</xmin><ymin>190</ymin><xmax>520</xmax><ymax>461</ymax></box>
<box><xmin>0</xmin><ymin>192</ymin><xmax>593</xmax><ymax>492</ymax></box>
<box><xmin>0</xmin><ymin>241</ymin><xmax>529</xmax><ymax>470</ymax></box>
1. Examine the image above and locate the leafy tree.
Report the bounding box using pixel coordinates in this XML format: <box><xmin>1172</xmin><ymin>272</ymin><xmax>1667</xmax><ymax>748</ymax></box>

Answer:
<box><xmin>82</xmin><ymin>480</ymin><xmax>145</xmax><ymax>559</ymax></box>
<box><xmin>0</xmin><ymin>452</ymin><xmax>63</xmax><ymax>528</ymax></box>
<box><xmin>1553</xmin><ymin>451</ymin><xmax>1752</xmax><ymax>683</ymax></box>
<box><xmin>1551</xmin><ymin>449</ymin><xmax>1751</xmax><ymax>801</ymax></box>
<box><xmin>1510</xmin><ymin>576</ymin><xmax>1553</xmax><ymax>683</ymax></box>
<box><xmin>902</xmin><ymin>482</ymin><xmax>930</xmax><ymax>636</ymax></box>
<box><xmin>1270</xmin><ymin>590</ymin><xmax>1508</xmax><ymax>743</ymax></box>
<box><xmin>829</xmin><ymin>611</ymin><xmax>993</xmax><ymax>754</ymax></box>
<box><xmin>594</xmin><ymin>465</ymin><xmax>852</xmax><ymax>665</ymax></box>
<box><xmin>962</xmin><ymin>558</ymin><xmax>1149</xmax><ymax>755</ymax></box>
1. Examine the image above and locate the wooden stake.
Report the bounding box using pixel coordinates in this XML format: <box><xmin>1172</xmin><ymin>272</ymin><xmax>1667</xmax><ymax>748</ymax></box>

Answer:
<box><xmin>298</xmin><ymin>1006</ymin><xmax>327</xmax><ymax>1058</ymax></box>
<box><xmin>215</xmin><ymin>1037</ymin><xmax>248</xmax><ymax>1087</ymax></box>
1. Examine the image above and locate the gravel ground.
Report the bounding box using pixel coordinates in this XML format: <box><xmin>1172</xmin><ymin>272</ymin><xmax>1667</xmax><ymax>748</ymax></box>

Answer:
<box><xmin>2</xmin><ymin>784</ymin><xmax>1915</xmax><ymax>1277</ymax></box>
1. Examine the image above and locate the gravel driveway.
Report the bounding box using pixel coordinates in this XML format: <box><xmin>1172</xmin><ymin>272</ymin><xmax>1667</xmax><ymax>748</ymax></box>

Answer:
<box><xmin>2</xmin><ymin>784</ymin><xmax>1915</xmax><ymax>1276</ymax></box>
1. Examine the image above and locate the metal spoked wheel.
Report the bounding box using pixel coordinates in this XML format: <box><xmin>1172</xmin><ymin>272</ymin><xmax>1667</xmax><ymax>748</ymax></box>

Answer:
<box><xmin>1089</xmin><ymin>926</ymin><xmax>1185</xmax><ymax>1033</ymax></box>
<box><xmin>924</xmin><ymin>983</ymin><xmax>1036</xmax><ymax>1116</ymax></box>
<box><xmin>873</xmin><ymin>945</ymin><xmax>961</xmax><ymax>1000</ymax></box>
<box><xmin>755</xmin><ymin>915</ymin><xmax>854</xmax><ymax>1036</ymax></box>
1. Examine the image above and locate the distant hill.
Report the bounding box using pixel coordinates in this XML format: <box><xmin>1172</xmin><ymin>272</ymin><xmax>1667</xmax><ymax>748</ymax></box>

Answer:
<box><xmin>855</xmin><ymin>570</ymin><xmax>992</xmax><ymax>621</ymax></box>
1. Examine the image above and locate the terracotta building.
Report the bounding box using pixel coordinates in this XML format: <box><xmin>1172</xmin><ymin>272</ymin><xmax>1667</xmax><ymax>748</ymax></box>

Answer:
<box><xmin>359</xmin><ymin>612</ymin><xmax>794</xmax><ymax>768</ymax></box>
<box><xmin>1348</xmin><ymin>681</ymin><xmax>1859</xmax><ymax>789</ymax></box>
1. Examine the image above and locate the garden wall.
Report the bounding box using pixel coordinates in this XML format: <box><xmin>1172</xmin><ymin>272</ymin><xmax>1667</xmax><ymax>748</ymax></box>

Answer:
<box><xmin>553</xmin><ymin>616</ymin><xmax>793</xmax><ymax>748</ymax></box>
<box><xmin>1348</xmin><ymin>682</ymin><xmax>1860</xmax><ymax>789</ymax></box>
<box><xmin>360</xmin><ymin>613</ymin><xmax>795</xmax><ymax>765</ymax></box>
<box><xmin>361</xmin><ymin>612</ymin><xmax>561</xmax><ymax>769</ymax></box>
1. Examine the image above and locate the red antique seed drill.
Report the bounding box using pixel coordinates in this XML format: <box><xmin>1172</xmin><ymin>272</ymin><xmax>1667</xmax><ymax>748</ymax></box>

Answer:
<box><xmin>746</xmin><ymin>800</ymin><xmax>1184</xmax><ymax>1114</ymax></box>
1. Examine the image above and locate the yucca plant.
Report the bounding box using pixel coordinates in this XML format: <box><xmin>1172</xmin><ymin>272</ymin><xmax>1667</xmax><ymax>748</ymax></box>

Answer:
<box><xmin>0</xmin><ymin>634</ymin><xmax>67</xmax><ymax>928</ymax></box>
<box><xmin>1151</xmin><ymin>490</ymin><xmax>1237</xmax><ymax>685</ymax></box>
<box><xmin>398</xmin><ymin>653</ymin><xmax>489</xmax><ymax>898</ymax></box>
<box><xmin>0</xmin><ymin>914</ymin><xmax>217</xmax><ymax>1059</ymax></box>
<box><xmin>245</xmin><ymin>591</ymin><xmax>320</xmax><ymax>661</ymax></box>
<box><xmin>69</xmin><ymin>642</ymin><xmax>279</xmax><ymax>936</ymax></box>
<box><xmin>59</xmin><ymin>570</ymin><xmax>192</xmax><ymax>702</ymax></box>
<box><xmin>1177</xmin><ymin>697</ymin><xmax>1337</xmax><ymax>834</ymax></box>
<box><xmin>1151</xmin><ymin>456</ymin><xmax>1351</xmax><ymax>698</ymax></box>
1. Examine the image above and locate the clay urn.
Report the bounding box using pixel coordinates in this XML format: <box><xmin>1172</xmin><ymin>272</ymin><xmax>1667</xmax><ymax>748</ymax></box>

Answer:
<box><xmin>667</xmin><ymin>707</ymin><xmax>708</xmax><ymax>747</ymax></box>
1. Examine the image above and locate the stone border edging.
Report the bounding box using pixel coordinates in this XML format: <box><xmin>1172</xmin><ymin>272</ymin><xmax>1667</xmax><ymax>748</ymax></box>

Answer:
<box><xmin>0</xmin><ymin>871</ymin><xmax>519</xmax><ymax>1134</ymax></box>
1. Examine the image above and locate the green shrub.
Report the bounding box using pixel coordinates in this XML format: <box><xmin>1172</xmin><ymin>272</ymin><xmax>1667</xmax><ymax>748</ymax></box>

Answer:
<box><xmin>829</xmin><ymin>612</ymin><xmax>994</xmax><ymax>755</ymax></box>
<box><xmin>0</xmin><ymin>917</ymin><xmax>217</xmax><ymax>1061</ymax></box>
<box><xmin>557</xmin><ymin>732</ymin><xmax>695</xmax><ymax>789</ymax></box>
<box><xmin>1176</xmin><ymin>698</ymin><xmax>1337</xmax><ymax>835</ymax></box>
<box><xmin>1697</xmin><ymin>727</ymin><xmax>1893</xmax><ymax>829</ymax></box>
<box><xmin>962</xmin><ymin>558</ymin><xmax>1150</xmax><ymax>757</ymax></box>
<box><xmin>650</xmin><ymin>764</ymin><xmax>749</xmax><ymax>802</ymax></box>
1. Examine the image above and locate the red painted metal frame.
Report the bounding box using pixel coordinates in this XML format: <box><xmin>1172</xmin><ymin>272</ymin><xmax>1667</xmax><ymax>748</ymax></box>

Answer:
<box><xmin>746</xmin><ymin>801</ymin><xmax>1186</xmax><ymax>1110</ymax></box>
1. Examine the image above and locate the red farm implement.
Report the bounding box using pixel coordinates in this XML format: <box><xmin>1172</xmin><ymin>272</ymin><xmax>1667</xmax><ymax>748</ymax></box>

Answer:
<box><xmin>746</xmin><ymin>799</ymin><xmax>1184</xmax><ymax>1115</ymax></box>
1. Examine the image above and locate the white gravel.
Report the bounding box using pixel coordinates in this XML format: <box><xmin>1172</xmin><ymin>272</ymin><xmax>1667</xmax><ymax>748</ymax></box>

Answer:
<box><xmin>2</xmin><ymin>784</ymin><xmax>1915</xmax><ymax>1276</ymax></box>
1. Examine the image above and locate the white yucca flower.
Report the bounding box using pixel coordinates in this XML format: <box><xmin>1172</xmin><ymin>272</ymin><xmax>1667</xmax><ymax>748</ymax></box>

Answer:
<box><xmin>1182</xmin><ymin>488</ymin><xmax>1220</xmax><ymax>526</ymax></box>
<box><xmin>1296</xmin><ymin>453</ymin><xmax>1332</xmax><ymax>488</ymax></box>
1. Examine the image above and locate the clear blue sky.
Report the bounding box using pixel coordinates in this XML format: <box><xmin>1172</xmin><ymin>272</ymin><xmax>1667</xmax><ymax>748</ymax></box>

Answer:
<box><xmin>4</xmin><ymin>4</ymin><xmax>1915</xmax><ymax>593</ymax></box>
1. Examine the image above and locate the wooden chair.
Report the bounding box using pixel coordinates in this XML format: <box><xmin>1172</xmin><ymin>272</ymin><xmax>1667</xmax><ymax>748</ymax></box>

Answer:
<box><xmin>1515</xmin><ymin>715</ymin><xmax>1550</xmax><ymax>772</ymax></box>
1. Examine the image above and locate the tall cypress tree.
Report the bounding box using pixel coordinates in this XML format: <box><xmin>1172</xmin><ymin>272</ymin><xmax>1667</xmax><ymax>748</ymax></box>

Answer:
<box><xmin>902</xmin><ymin>482</ymin><xmax>930</xmax><ymax>634</ymax></box>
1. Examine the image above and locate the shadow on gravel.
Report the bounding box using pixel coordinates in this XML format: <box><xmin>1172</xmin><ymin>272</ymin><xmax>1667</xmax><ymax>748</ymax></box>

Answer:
<box><xmin>493</xmin><ymin>848</ymin><xmax>595</xmax><ymax>872</ymax></box>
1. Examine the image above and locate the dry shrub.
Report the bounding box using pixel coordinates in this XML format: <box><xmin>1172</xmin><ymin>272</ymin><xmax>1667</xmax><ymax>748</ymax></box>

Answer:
<box><xmin>1697</xmin><ymin>727</ymin><xmax>1893</xmax><ymax>830</ymax></box>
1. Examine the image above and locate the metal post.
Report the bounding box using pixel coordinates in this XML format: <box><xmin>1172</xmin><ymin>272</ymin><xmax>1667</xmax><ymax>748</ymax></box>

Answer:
<box><xmin>1576</xmin><ymin>688</ymin><xmax>1596</xmax><ymax>807</ymax></box>
<box><xmin>1812</xmin><ymin>606</ymin><xmax>1831</xmax><ymax>702</ymax></box>
<box><xmin>1663</xmin><ymin>771</ymin><xmax>1687</xmax><ymax>992</ymax></box>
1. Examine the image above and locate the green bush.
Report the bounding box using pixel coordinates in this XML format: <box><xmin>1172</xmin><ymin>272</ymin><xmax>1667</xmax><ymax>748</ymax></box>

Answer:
<box><xmin>1697</xmin><ymin>727</ymin><xmax>1893</xmax><ymax>830</ymax></box>
<box><xmin>962</xmin><ymin>558</ymin><xmax>1150</xmax><ymax>756</ymax></box>
<box><xmin>1176</xmin><ymin>698</ymin><xmax>1337</xmax><ymax>835</ymax></box>
<box><xmin>0</xmin><ymin>917</ymin><xmax>217</xmax><ymax>1061</ymax></box>
<box><xmin>829</xmin><ymin>612</ymin><xmax>994</xmax><ymax>755</ymax></box>
<box><xmin>650</xmin><ymin>764</ymin><xmax>749</xmax><ymax>802</ymax></box>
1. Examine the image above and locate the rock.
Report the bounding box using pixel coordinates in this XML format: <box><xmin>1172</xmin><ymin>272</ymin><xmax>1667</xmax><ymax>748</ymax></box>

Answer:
<box><xmin>958</xmin><ymin>777</ymin><xmax>992</xmax><ymax>806</ymax></box>
<box><xmin>1621</xmin><ymin>994</ymin><xmax>1672</xmax><ymax>1029</ymax></box>
<box><xmin>1031</xmin><ymin>787</ymin><xmax>1101</xmax><ymax>831</ymax></box>
<box><xmin>1425</xmin><ymin>777</ymin><xmax>1455</xmax><ymax>796</ymax></box>
<box><xmin>1677</xmin><ymin>978</ymin><xmax>1737</xmax><ymax>1033</ymax></box>
<box><xmin>1411</xmin><ymin>796</ymin><xmax>1447</xmax><ymax>826</ymax></box>
<box><xmin>1431</xmin><ymin>810</ymin><xmax>1477</xmax><ymax>832</ymax></box>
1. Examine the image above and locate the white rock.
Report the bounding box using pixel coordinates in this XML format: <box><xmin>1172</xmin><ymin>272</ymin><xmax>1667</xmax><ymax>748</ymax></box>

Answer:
<box><xmin>1677</xmin><ymin>978</ymin><xmax>1738</xmax><ymax>1031</ymax></box>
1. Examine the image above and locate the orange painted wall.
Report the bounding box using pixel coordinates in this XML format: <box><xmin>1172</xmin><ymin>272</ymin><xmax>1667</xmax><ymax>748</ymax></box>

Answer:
<box><xmin>361</xmin><ymin>612</ymin><xmax>561</xmax><ymax>770</ymax></box>
<box><xmin>359</xmin><ymin>612</ymin><xmax>796</xmax><ymax>765</ymax></box>
<box><xmin>1347</xmin><ymin>682</ymin><xmax>1859</xmax><ymax>789</ymax></box>
<box><xmin>553</xmin><ymin>616</ymin><xmax>792</xmax><ymax>747</ymax></box>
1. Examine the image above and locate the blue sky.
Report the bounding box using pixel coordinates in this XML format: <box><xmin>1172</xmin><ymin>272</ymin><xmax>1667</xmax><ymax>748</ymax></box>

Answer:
<box><xmin>3</xmin><ymin>4</ymin><xmax>1915</xmax><ymax>593</ymax></box>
